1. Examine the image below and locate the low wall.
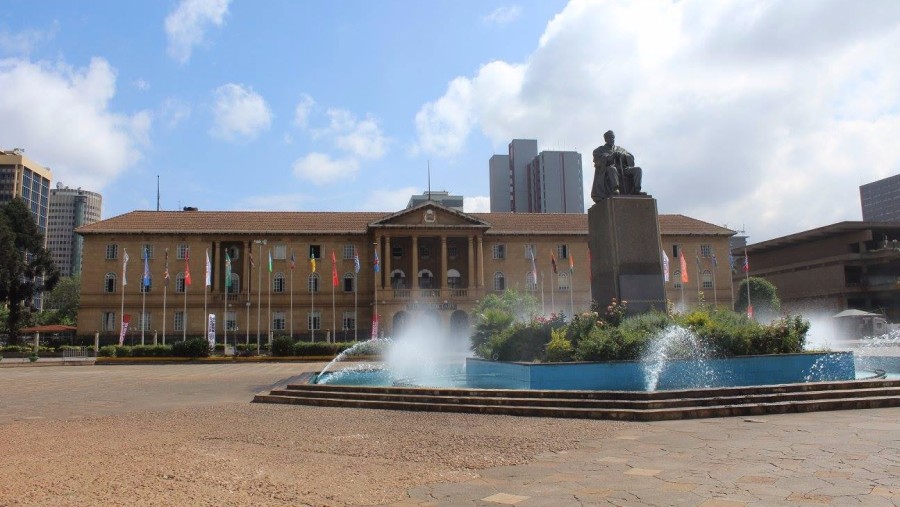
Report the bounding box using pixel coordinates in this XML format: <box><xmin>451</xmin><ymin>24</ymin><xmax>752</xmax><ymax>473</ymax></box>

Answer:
<box><xmin>466</xmin><ymin>352</ymin><xmax>856</xmax><ymax>391</ymax></box>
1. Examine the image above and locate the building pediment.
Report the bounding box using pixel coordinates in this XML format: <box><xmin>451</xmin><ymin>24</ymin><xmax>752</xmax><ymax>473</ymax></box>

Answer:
<box><xmin>369</xmin><ymin>202</ymin><xmax>491</xmax><ymax>229</ymax></box>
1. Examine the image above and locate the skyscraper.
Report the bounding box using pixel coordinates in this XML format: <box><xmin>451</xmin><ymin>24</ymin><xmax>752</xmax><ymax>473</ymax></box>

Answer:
<box><xmin>488</xmin><ymin>140</ymin><xmax>584</xmax><ymax>213</ymax></box>
<box><xmin>860</xmin><ymin>174</ymin><xmax>900</xmax><ymax>222</ymax></box>
<box><xmin>48</xmin><ymin>183</ymin><xmax>103</xmax><ymax>276</ymax></box>
<box><xmin>0</xmin><ymin>148</ymin><xmax>52</xmax><ymax>236</ymax></box>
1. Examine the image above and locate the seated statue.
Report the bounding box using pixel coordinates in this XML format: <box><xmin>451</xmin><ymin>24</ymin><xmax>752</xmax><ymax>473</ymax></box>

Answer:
<box><xmin>591</xmin><ymin>130</ymin><xmax>644</xmax><ymax>201</ymax></box>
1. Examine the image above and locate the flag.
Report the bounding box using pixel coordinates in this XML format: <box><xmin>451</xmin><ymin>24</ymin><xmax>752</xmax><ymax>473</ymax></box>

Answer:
<box><xmin>662</xmin><ymin>250</ymin><xmax>670</xmax><ymax>282</ymax></box>
<box><xmin>184</xmin><ymin>249</ymin><xmax>192</xmax><ymax>286</ymax></box>
<box><xmin>569</xmin><ymin>253</ymin><xmax>574</xmax><ymax>274</ymax></box>
<box><xmin>122</xmin><ymin>249</ymin><xmax>130</xmax><ymax>286</ymax></box>
<box><xmin>331</xmin><ymin>250</ymin><xmax>338</xmax><ymax>287</ymax></box>
<box><xmin>268</xmin><ymin>250</ymin><xmax>273</xmax><ymax>273</ymax></box>
<box><xmin>205</xmin><ymin>248</ymin><xmax>212</xmax><ymax>287</ymax></box>
<box><xmin>371</xmin><ymin>312</ymin><xmax>379</xmax><ymax>339</ymax></box>
<box><xmin>729</xmin><ymin>253</ymin><xmax>736</xmax><ymax>273</ymax></box>
<box><xmin>711</xmin><ymin>252</ymin><xmax>718</xmax><ymax>268</ymax></box>
<box><xmin>119</xmin><ymin>314</ymin><xmax>131</xmax><ymax>346</ymax></box>
<box><xmin>290</xmin><ymin>251</ymin><xmax>296</xmax><ymax>270</ymax></box>
<box><xmin>679</xmin><ymin>249</ymin><xmax>689</xmax><ymax>283</ymax></box>
<box><xmin>695</xmin><ymin>255</ymin><xmax>702</xmax><ymax>273</ymax></box>
<box><xmin>747</xmin><ymin>304</ymin><xmax>754</xmax><ymax>319</ymax></box>
<box><xmin>374</xmin><ymin>250</ymin><xmax>380</xmax><ymax>272</ymax></box>
<box><xmin>249</xmin><ymin>252</ymin><xmax>255</xmax><ymax>269</ymax></box>
<box><xmin>310</xmin><ymin>254</ymin><xmax>317</xmax><ymax>273</ymax></box>
<box><xmin>743</xmin><ymin>251</ymin><xmax>750</xmax><ymax>272</ymax></box>
<box><xmin>529</xmin><ymin>247</ymin><xmax>537</xmax><ymax>283</ymax></box>
<box><xmin>354</xmin><ymin>252</ymin><xmax>361</xmax><ymax>274</ymax></box>
<box><xmin>550</xmin><ymin>252</ymin><xmax>558</xmax><ymax>274</ymax></box>
<box><xmin>142</xmin><ymin>248</ymin><xmax>151</xmax><ymax>288</ymax></box>
<box><xmin>164</xmin><ymin>248</ymin><xmax>170</xmax><ymax>286</ymax></box>
<box><xmin>225</xmin><ymin>251</ymin><xmax>232</xmax><ymax>288</ymax></box>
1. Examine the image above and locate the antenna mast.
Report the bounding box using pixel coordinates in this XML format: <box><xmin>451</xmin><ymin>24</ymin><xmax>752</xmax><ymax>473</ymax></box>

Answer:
<box><xmin>156</xmin><ymin>175</ymin><xmax>160</xmax><ymax>211</ymax></box>
<box><xmin>427</xmin><ymin>161</ymin><xmax>431</xmax><ymax>201</ymax></box>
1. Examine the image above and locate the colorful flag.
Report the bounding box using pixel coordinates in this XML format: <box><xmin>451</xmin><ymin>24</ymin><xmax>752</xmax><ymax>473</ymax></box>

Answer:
<box><xmin>142</xmin><ymin>248</ymin><xmax>151</xmax><ymax>288</ymax></box>
<box><xmin>184</xmin><ymin>249</ymin><xmax>192</xmax><ymax>286</ymax></box>
<box><xmin>331</xmin><ymin>250</ymin><xmax>338</xmax><ymax>287</ymax></box>
<box><xmin>354</xmin><ymin>252</ymin><xmax>361</xmax><ymax>274</ymax></box>
<box><xmin>729</xmin><ymin>253</ymin><xmax>736</xmax><ymax>273</ymax></box>
<box><xmin>268</xmin><ymin>250</ymin><xmax>273</xmax><ymax>273</ymax></box>
<box><xmin>679</xmin><ymin>249</ymin><xmax>689</xmax><ymax>283</ymax></box>
<box><xmin>310</xmin><ymin>254</ymin><xmax>317</xmax><ymax>273</ymax></box>
<box><xmin>164</xmin><ymin>248</ymin><xmax>170</xmax><ymax>286</ymax></box>
<box><xmin>747</xmin><ymin>304</ymin><xmax>754</xmax><ymax>319</ymax></box>
<box><xmin>371</xmin><ymin>312</ymin><xmax>379</xmax><ymax>339</ymax></box>
<box><xmin>119</xmin><ymin>314</ymin><xmax>131</xmax><ymax>346</ymax></box>
<box><xmin>569</xmin><ymin>253</ymin><xmax>574</xmax><ymax>274</ymax></box>
<box><xmin>529</xmin><ymin>246</ymin><xmax>538</xmax><ymax>283</ymax></box>
<box><xmin>121</xmin><ymin>249</ymin><xmax>129</xmax><ymax>286</ymax></box>
<box><xmin>662</xmin><ymin>250</ymin><xmax>670</xmax><ymax>282</ymax></box>
<box><xmin>374</xmin><ymin>250</ymin><xmax>380</xmax><ymax>272</ymax></box>
<box><xmin>205</xmin><ymin>248</ymin><xmax>212</xmax><ymax>287</ymax></box>
<box><xmin>550</xmin><ymin>252</ymin><xmax>558</xmax><ymax>274</ymax></box>
<box><xmin>743</xmin><ymin>251</ymin><xmax>750</xmax><ymax>272</ymax></box>
<box><xmin>225</xmin><ymin>251</ymin><xmax>232</xmax><ymax>288</ymax></box>
<box><xmin>249</xmin><ymin>252</ymin><xmax>255</xmax><ymax>269</ymax></box>
<box><xmin>290</xmin><ymin>251</ymin><xmax>296</xmax><ymax>270</ymax></box>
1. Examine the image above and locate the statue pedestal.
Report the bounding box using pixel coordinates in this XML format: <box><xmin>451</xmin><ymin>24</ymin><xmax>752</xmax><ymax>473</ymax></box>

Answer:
<box><xmin>588</xmin><ymin>197</ymin><xmax>666</xmax><ymax>315</ymax></box>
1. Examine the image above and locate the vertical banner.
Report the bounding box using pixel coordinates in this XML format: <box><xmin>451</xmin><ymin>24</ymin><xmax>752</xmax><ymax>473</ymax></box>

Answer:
<box><xmin>371</xmin><ymin>312</ymin><xmax>379</xmax><ymax>339</ymax></box>
<box><xmin>207</xmin><ymin>314</ymin><xmax>216</xmax><ymax>350</ymax></box>
<box><xmin>119</xmin><ymin>314</ymin><xmax>131</xmax><ymax>346</ymax></box>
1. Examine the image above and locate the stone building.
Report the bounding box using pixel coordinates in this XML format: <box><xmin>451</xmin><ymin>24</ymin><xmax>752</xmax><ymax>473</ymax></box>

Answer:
<box><xmin>75</xmin><ymin>203</ymin><xmax>734</xmax><ymax>342</ymax></box>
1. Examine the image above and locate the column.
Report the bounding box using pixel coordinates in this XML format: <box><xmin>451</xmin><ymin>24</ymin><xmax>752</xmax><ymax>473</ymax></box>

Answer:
<box><xmin>440</xmin><ymin>235</ymin><xmax>448</xmax><ymax>291</ymax></box>
<box><xmin>467</xmin><ymin>235</ymin><xmax>475</xmax><ymax>289</ymax></box>
<box><xmin>384</xmin><ymin>236</ymin><xmax>391</xmax><ymax>290</ymax></box>
<box><xmin>476</xmin><ymin>235</ymin><xmax>484</xmax><ymax>288</ymax></box>
<box><xmin>411</xmin><ymin>235</ymin><xmax>419</xmax><ymax>290</ymax></box>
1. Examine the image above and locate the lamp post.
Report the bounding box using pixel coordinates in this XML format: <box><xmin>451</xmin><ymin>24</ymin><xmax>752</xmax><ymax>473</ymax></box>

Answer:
<box><xmin>253</xmin><ymin>239</ymin><xmax>267</xmax><ymax>355</ymax></box>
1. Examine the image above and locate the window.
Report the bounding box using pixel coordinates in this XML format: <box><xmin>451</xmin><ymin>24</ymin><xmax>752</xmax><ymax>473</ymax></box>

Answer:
<box><xmin>492</xmin><ymin>244</ymin><xmax>506</xmax><ymax>260</ymax></box>
<box><xmin>702</xmin><ymin>270</ymin><xmax>713</xmax><ymax>289</ymax></box>
<box><xmin>101</xmin><ymin>312</ymin><xmax>116</xmax><ymax>332</ymax></box>
<box><xmin>342</xmin><ymin>311</ymin><xmax>355</xmax><ymax>331</ymax></box>
<box><xmin>558</xmin><ymin>272</ymin><xmax>570</xmax><ymax>290</ymax></box>
<box><xmin>274</xmin><ymin>272</ymin><xmax>286</xmax><ymax>293</ymax></box>
<box><xmin>418</xmin><ymin>269</ymin><xmax>433</xmax><ymax>289</ymax></box>
<box><xmin>177</xmin><ymin>243</ymin><xmax>189</xmax><ymax>260</ymax></box>
<box><xmin>493</xmin><ymin>272</ymin><xmax>505</xmax><ymax>291</ymax></box>
<box><xmin>308</xmin><ymin>244</ymin><xmax>321</xmax><ymax>260</ymax></box>
<box><xmin>104</xmin><ymin>273</ymin><xmax>117</xmax><ymax>293</ymax></box>
<box><xmin>226</xmin><ymin>311</ymin><xmax>236</xmax><ymax>331</ymax></box>
<box><xmin>526</xmin><ymin>272</ymin><xmax>537</xmax><ymax>291</ymax></box>
<box><xmin>674</xmin><ymin>271</ymin><xmax>682</xmax><ymax>289</ymax></box>
<box><xmin>672</xmin><ymin>244</ymin><xmax>681</xmax><ymax>258</ymax></box>
<box><xmin>557</xmin><ymin>244</ymin><xmax>569</xmax><ymax>259</ymax></box>
<box><xmin>273</xmin><ymin>311</ymin><xmax>285</xmax><ymax>331</ymax></box>
<box><xmin>343</xmin><ymin>244</ymin><xmax>355</xmax><ymax>260</ymax></box>
<box><xmin>448</xmin><ymin>269</ymin><xmax>461</xmax><ymax>289</ymax></box>
<box><xmin>391</xmin><ymin>270</ymin><xmax>406</xmax><ymax>289</ymax></box>
<box><xmin>343</xmin><ymin>273</ymin><xmax>355</xmax><ymax>292</ymax></box>
<box><xmin>106</xmin><ymin>244</ymin><xmax>118</xmax><ymax>260</ymax></box>
<box><xmin>700</xmin><ymin>244</ymin><xmax>712</xmax><ymax>258</ymax></box>
<box><xmin>308</xmin><ymin>273</ymin><xmax>319</xmax><ymax>293</ymax></box>
<box><xmin>141</xmin><ymin>244</ymin><xmax>153</xmax><ymax>259</ymax></box>
<box><xmin>176</xmin><ymin>273</ymin><xmax>186</xmax><ymax>293</ymax></box>
<box><xmin>228</xmin><ymin>274</ymin><xmax>240</xmax><ymax>294</ymax></box>
<box><xmin>392</xmin><ymin>246</ymin><xmax>403</xmax><ymax>259</ymax></box>
<box><xmin>419</xmin><ymin>245</ymin><xmax>430</xmax><ymax>259</ymax></box>
<box><xmin>308</xmin><ymin>311</ymin><xmax>321</xmax><ymax>331</ymax></box>
<box><xmin>448</xmin><ymin>244</ymin><xmax>458</xmax><ymax>260</ymax></box>
<box><xmin>274</xmin><ymin>244</ymin><xmax>287</xmax><ymax>260</ymax></box>
<box><xmin>140</xmin><ymin>312</ymin><xmax>151</xmax><ymax>332</ymax></box>
<box><xmin>174</xmin><ymin>311</ymin><xmax>185</xmax><ymax>332</ymax></box>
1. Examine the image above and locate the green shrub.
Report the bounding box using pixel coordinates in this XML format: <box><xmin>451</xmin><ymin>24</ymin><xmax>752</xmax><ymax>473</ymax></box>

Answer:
<box><xmin>271</xmin><ymin>336</ymin><xmax>296</xmax><ymax>356</ymax></box>
<box><xmin>171</xmin><ymin>338</ymin><xmax>210</xmax><ymax>358</ymax></box>
<box><xmin>545</xmin><ymin>329</ymin><xmax>573</xmax><ymax>362</ymax></box>
<box><xmin>114</xmin><ymin>345</ymin><xmax>133</xmax><ymax>357</ymax></box>
<box><xmin>129</xmin><ymin>345</ymin><xmax>173</xmax><ymax>357</ymax></box>
<box><xmin>292</xmin><ymin>341</ymin><xmax>356</xmax><ymax>356</ymax></box>
<box><xmin>98</xmin><ymin>345</ymin><xmax>117</xmax><ymax>357</ymax></box>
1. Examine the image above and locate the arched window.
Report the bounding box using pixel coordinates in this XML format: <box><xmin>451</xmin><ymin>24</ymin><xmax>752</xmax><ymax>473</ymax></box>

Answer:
<box><xmin>390</xmin><ymin>269</ymin><xmax>406</xmax><ymax>289</ymax></box>
<box><xmin>176</xmin><ymin>273</ymin><xmax>186</xmax><ymax>293</ymax></box>
<box><xmin>493</xmin><ymin>272</ymin><xmax>505</xmax><ymax>291</ymax></box>
<box><xmin>525</xmin><ymin>271</ymin><xmax>537</xmax><ymax>291</ymax></box>
<box><xmin>558</xmin><ymin>272</ymin><xmax>570</xmax><ymax>290</ymax></box>
<box><xmin>229</xmin><ymin>273</ymin><xmax>240</xmax><ymax>294</ymax></box>
<box><xmin>418</xmin><ymin>269</ymin><xmax>433</xmax><ymax>289</ymax></box>
<box><xmin>673</xmin><ymin>271</ymin><xmax>682</xmax><ymax>289</ymax></box>
<box><xmin>308</xmin><ymin>273</ymin><xmax>319</xmax><ymax>293</ymax></box>
<box><xmin>104</xmin><ymin>273</ymin><xmax>116</xmax><ymax>293</ymax></box>
<box><xmin>702</xmin><ymin>270</ymin><xmax>713</xmax><ymax>289</ymax></box>
<box><xmin>447</xmin><ymin>269</ymin><xmax>461</xmax><ymax>289</ymax></box>
<box><xmin>343</xmin><ymin>272</ymin><xmax>355</xmax><ymax>292</ymax></box>
<box><xmin>274</xmin><ymin>272</ymin><xmax>286</xmax><ymax>293</ymax></box>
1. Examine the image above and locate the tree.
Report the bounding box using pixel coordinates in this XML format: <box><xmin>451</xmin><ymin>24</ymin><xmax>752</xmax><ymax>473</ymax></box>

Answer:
<box><xmin>42</xmin><ymin>275</ymin><xmax>80</xmax><ymax>325</ymax></box>
<box><xmin>0</xmin><ymin>198</ymin><xmax>59</xmax><ymax>344</ymax></box>
<box><xmin>734</xmin><ymin>277</ymin><xmax>781</xmax><ymax>322</ymax></box>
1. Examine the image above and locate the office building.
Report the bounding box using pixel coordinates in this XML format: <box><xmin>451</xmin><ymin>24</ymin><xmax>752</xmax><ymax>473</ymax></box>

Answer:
<box><xmin>407</xmin><ymin>190</ymin><xmax>463</xmax><ymax>211</ymax></box>
<box><xmin>48</xmin><ymin>183</ymin><xmax>103</xmax><ymax>277</ymax></box>
<box><xmin>489</xmin><ymin>140</ymin><xmax>584</xmax><ymax>213</ymax></box>
<box><xmin>0</xmin><ymin>148</ymin><xmax>52</xmax><ymax>236</ymax></box>
<box><xmin>489</xmin><ymin>154</ymin><xmax>511</xmax><ymax>212</ymax></box>
<box><xmin>860</xmin><ymin>174</ymin><xmax>900</xmax><ymax>221</ymax></box>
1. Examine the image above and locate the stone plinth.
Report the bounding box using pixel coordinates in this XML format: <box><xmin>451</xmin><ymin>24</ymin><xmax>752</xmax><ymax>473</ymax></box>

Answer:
<box><xmin>588</xmin><ymin>197</ymin><xmax>665</xmax><ymax>314</ymax></box>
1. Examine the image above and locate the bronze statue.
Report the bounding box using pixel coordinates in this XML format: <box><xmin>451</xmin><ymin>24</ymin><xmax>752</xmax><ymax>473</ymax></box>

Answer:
<box><xmin>591</xmin><ymin>130</ymin><xmax>644</xmax><ymax>201</ymax></box>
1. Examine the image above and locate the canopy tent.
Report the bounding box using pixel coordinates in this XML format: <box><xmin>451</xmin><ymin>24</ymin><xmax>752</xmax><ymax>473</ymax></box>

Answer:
<box><xmin>832</xmin><ymin>309</ymin><xmax>879</xmax><ymax>318</ymax></box>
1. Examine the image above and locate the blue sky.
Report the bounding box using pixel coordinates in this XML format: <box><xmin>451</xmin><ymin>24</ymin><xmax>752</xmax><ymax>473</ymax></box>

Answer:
<box><xmin>2</xmin><ymin>0</ymin><xmax>899</xmax><ymax>243</ymax></box>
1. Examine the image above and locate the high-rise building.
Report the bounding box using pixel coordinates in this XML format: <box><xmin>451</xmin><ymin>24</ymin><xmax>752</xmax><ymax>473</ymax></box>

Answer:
<box><xmin>0</xmin><ymin>148</ymin><xmax>52</xmax><ymax>236</ymax></box>
<box><xmin>407</xmin><ymin>190</ymin><xmax>464</xmax><ymax>211</ymax></box>
<box><xmin>48</xmin><ymin>183</ymin><xmax>103</xmax><ymax>276</ymax></box>
<box><xmin>860</xmin><ymin>174</ymin><xmax>900</xmax><ymax>222</ymax></box>
<box><xmin>489</xmin><ymin>140</ymin><xmax>584</xmax><ymax>213</ymax></box>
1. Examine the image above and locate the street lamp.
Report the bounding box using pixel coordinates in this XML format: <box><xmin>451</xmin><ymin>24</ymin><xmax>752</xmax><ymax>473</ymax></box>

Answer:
<box><xmin>254</xmin><ymin>239</ymin><xmax>267</xmax><ymax>355</ymax></box>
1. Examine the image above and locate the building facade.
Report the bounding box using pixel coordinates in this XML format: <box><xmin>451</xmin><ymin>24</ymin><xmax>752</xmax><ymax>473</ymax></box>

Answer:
<box><xmin>860</xmin><ymin>174</ymin><xmax>900</xmax><ymax>222</ymax></box>
<box><xmin>76</xmin><ymin>203</ymin><xmax>734</xmax><ymax>342</ymax></box>
<box><xmin>0</xmin><ymin>149</ymin><xmax>52</xmax><ymax>237</ymax></box>
<box><xmin>48</xmin><ymin>183</ymin><xmax>103</xmax><ymax>277</ymax></box>
<box><xmin>489</xmin><ymin>139</ymin><xmax>584</xmax><ymax>213</ymax></box>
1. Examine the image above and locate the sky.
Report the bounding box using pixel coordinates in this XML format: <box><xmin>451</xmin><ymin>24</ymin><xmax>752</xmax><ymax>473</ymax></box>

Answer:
<box><xmin>1</xmin><ymin>0</ymin><xmax>899</xmax><ymax>244</ymax></box>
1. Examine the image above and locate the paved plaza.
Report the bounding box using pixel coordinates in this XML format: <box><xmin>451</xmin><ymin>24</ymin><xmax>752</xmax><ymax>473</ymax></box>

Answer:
<box><xmin>0</xmin><ymin>363</ymin><xmax>898</xmax><ymax>506</ymax></box>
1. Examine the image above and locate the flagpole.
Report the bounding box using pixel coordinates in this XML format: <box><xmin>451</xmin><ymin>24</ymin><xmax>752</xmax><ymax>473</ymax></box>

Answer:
<box><xmin>373</xmin><ymin>242</ymin><xmax>379</xmax><ymax>339</ymax></box>
<box><xmin>141</xmin><ymin>270</ymin><xmax>146</xmax><ymax>346</ymax></box>
<box><xmin>267</xmin><ymin>247</ymin><xmax>272</xmax><ymax>350</ymax></box>
<box><xmin>255</xmin><ymin>239</ymin><xmax>265</xmax><ymax>355</ymax></box>
<box><xmin>162</xmin><ymin>275</ymin><xmax>167</xmax><ymax>346</ymax></box>
<box><xmin>311</xmin><ymin>255</ymin><xmax>315</xmax><ymax>343</ymax></box>
<box><xmin>246</xmin><ymin>253</ymin><xmax>251</xmax><ymax>346</ymax></box>
<box><xmin>354</xmin><ymin>257</ymin><xmax>359</xmax><ymax>342</ymax></box>
<box><xmin>744</xmin><ymin>248</ymin><xmax>752</xmax><ymax>319</ymax></box>
<box><xmin>712</xmin><ymin>255</ymin><xmax>718</xmax><ymax>308</ymax></box>
<box><xmin>331</xmin><ymin>252</ymin><xmax>336</xmax><ymax>343</ymax></box>
<box><xmin>289</xmin><ymin>250</ymin><xmax>294</xmax><ymax>340</ymax></box>
<box><xmin>541</xmin><ymin>272</ymin><xmax>545</xmax><ymax>316</ymax></box>
<box><xmin>120</xmin><ymin>248</ymin><xmax>127</xmax><ymax>346</ymax></box>
<box><xmin>203</xmin><ymin>248</ymin><xmax>209</xmax><ymax>348</ymax></box>
<box><xmin>569</xmin><ymin>275</ymin><xmax>574</xmax><ymax>318</ymax></box>
<box><xmin>695</xmin><ymin>257</ymin><xmax>701</xmax><ymax>303</ymax></box>
<box><xmin>183</xmin><ymin>250</ymin><xmax>188</xmax><ymax>342</ymax></box>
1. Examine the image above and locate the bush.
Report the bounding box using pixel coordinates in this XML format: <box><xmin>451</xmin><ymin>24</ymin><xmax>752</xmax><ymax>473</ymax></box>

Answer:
<box><xmin>271</xmin><ymin>336</ymin><xmax>296</xmax><ymax>356</ymax></box>
<box><xmin>545</xmin><ymin>329</ymin><xmax>573</xmax><ymax>362</ymax></box>
<box><xmin>98</xmin><ymin>345</ymin><xmax>117</xmax><ymax>357</ymax></box>
<box><xmin>114</xmin><ymin>345</ymin><xmax>132</xmax><ymax>357</ymax></box>
<box><xmin>293</xmin><ymin>341</ymin><xmax>356</xmax><ymax>356</ymax></box>
<box><xmin>129</xmin><ymin>345</ymin><xmax>173</xmax><ymax>357</ymax></box>
<box><xmin>171</xmin><ymin>338</ymin><xmax>210</xmax><ymax>358</ymax></box>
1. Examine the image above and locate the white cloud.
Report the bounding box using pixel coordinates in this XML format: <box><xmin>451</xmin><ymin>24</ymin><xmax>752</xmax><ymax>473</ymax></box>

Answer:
<box><xmin>159</xmin><ymin>97</ymin><xmax>192</xmax><ymax>128</ymax></box>
<box><xmin>316</xmin><ymin>108</ymin><xmax>388</xmax><ymax>159</ymax></box>
<box><xmin>209</xmin><ymin>83</ymin><xmax>272</xmax><ymax>141</ymax></box>
<box><xmin>0</xmin><ymin>57</ymin><xmax>150</xmax><ymax>190</ymax></box>
<box><xmin>292</xmin><ymin>152</ymin><xmax>360</xmax><ymax>185</ymax></box>
<box><xmin>358</xmin><ymin>186</ymin><xmax>421</xmax><ymax>211</ymax></box>
<box><xmin>133</xmin><ymin>78</ymin><xmax>150</xmax><ymax>91</ymax></box>
<box><xmin>483</xmin><ymin>6</ymin><xmax>522</xmax><ymax>25</ymax></box>
<box><xmin>164</xmin><ymin>0</ymin><xmax>230</xmax><ymax>63</ymax></box>
<box><xmin>415</xmin><ymin>0</ymin><xmax>900</xmax><ymax>242</ymax></box>
<box><xmin>293</xmin><ymin>94</ymin><xmax>315</xmax><ymax>128</ymax></box>
<box><xmin>0</xmin><ymin>25</ymin><xmax>56</xmax><ymax>55</ymax></box>
<box><xmin>464</xmin><ymin>196</ymin><xmax>491</xmax><ymax>213</ymax></box>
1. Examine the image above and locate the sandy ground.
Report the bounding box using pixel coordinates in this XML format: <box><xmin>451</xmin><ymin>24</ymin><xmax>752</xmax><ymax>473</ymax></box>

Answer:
<box><xmin>0</xmin><ymin>365</ymin><xmax>625</xmax><ymax>506</ymax></box>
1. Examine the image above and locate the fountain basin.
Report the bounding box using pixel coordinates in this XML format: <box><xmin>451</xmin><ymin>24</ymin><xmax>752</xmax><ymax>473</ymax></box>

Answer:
<box><xmin>466</xmin><ymin>352</ymin><xmax>856</xmax><ymax>391</ymax></box>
